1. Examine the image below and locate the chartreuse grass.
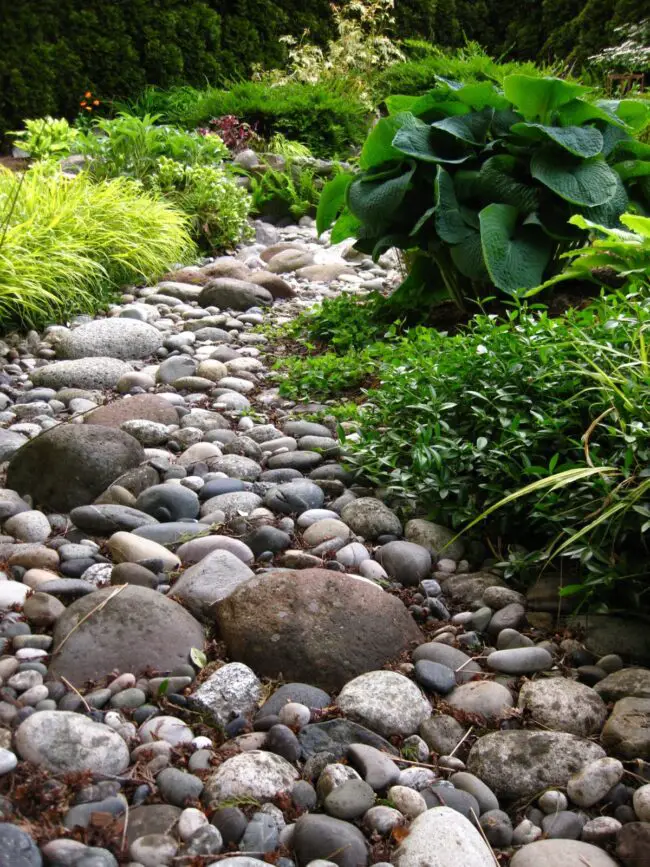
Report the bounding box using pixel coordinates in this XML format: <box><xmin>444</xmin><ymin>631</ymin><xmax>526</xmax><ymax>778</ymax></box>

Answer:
<box><xmin>0</xmin><ymin>164</ymin><xmax>194</xmax><ymax>330</ymax></box>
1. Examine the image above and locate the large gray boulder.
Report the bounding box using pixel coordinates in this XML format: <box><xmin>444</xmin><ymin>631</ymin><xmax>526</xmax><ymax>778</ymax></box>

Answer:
<box><xmin>198</xmin><ymin>278</ymin><xmax>272</xmax><ymax>310</ymax></box>
<box><xmin>467</xmin><ymin>730</ymin><xmax>605</xmax><ymax>801</ymax></box>
<box><xmin>48</xmin><ymin>585</ymin><xmax>205</xmax><ymax>686</ymax></box>
<box><xmin>31</xmin><ymin>358</ymin><xmax>132</xmax><ymax>389</ymax></box>
<box><xmin>216</xmin><ymin>569</ymin><xmax>422</xmax><ymax>691</ymax></box>
<box><xmin>171</xmin><ymin>549</ymin><xmax>255</xmax><ymax>619</ymax></box>
<box><xmin>57</xmin><ymin>318</ymin><xmax>162</xmax><ymax>360</ymax></box>
<box><xmin>7</xmin><ymin>424</ymin><xmax>145</xmax><ymax>511</ymax></box>
<box><xmin>394</xmin><ymin>807</ymin><xmax>495</xmax><ymax>867</ymax></box>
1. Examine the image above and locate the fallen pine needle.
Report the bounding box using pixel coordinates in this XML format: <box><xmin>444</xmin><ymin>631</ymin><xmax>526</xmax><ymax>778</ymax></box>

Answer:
<box><xmin>59</xmin><ymin>676</ymin><xmax>91</xmax><ymax>712</ymax></box>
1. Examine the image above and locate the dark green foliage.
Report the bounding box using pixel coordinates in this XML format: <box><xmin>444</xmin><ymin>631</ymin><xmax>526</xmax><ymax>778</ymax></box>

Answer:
<box><xmin>319</xmin><ymin>75</ymin><xmax>650</xmax><ymax>310</ymax></box>
<box><xmin>176</xmin><ymin>82</ymin><xmax>371</xmax><ymax>157</ymax></box>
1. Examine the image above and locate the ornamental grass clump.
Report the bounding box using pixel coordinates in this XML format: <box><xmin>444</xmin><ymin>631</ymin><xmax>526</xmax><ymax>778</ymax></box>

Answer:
<box><xmin>0</xmin><ymin>164</ymin><xmax>193</xmax><ymax>330</ymax></box>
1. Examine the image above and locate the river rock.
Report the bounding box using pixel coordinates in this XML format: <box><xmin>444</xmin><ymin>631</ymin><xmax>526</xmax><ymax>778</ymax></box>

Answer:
<box><xmin>376</xmin><ymin>541</ymin><xmax>432</xmax><ymax>585</ymax></box>
<box><xmin>190</xmin><ymin>662</ymin><xmax>262</xmax><ymax>726</ymax></box>
<box><xmin>216</xmin><ymin>569</ymin><xmax>422</xmax><ymax>690</ymax></box>
<box><xmin>404</xmin><ymin>519</ymin><xmax>464</xmax><ymax>560</ymax></box>
<box><xmin>517</xmin><ymin>678</ymin><xmax>607</xmax><ymax>736</ymax></box>
<box><xmin>31</xmin><ymin>358</ymin><xmax>132</xmax><ymax>390</ymax></box>
<box><xmin>393</xmin><ymin>806</ymin><xmax>494</xmax><ymax>867</ymax></box>
<box><xmin>593</xmin><ymin>668</ymin><xmax>650</xmax><ymax>702</ymax></box>
<box><xmin>601</xmin><ymin>697</ymin><xmax>650</xmax><ymax>759</ymax></box>
<box><xmin>171</xmin><ymin>549</ymin><xmax>254</xmax><ymax>618</ymax></box>
<box><xmin>58</xmin><ymin>318</ymin><xmax>162</xmax><ymax>360</ymax></box>
<box><xmin>336</xmin><ymin>671</ymin><xmax>430</xmax><ymax>737</ymax></box>
<box><xmin>204</xmin><ymin>751</ymin><xmax>298</xmax><ymax>806</ymax></box>
<box><xmin>48</xmin><ymin>584</ymin><xmax>204</xmax><ymax>686</ymax></box>
<box><xmin>292</xmin><ymin>814</ymin><xmax>368</xmax><ymax>867</ymax></box>
<box><xmin>510</xmin><ymin>839</ymin><xmax>618</xmax><ymax>866</ymax></box>
<box><xmin>467</xmin><ymin>731</ymin><xmax>606</xmax><ymax>800</ymax></box>
<box><xmin>0</xmin><ymin>823</ymin><xmax>43</xmax><ymax>867</ymax></box>
<box><xmin>85</xmin><ymin>394</ymin><xmax>179</xmax><ymax>427</ymax></box>
<box><xmin>199</xmin><ymin>279</ymin><xmax>272</xmax><ymax>310</ymax></box>
<box><xmin>566</xmin><ymin>757</ymin><xmax>624</xmax><ymax>808</ymax></box>
<box><xmin>14</xmin><ymin>711</ymin><xmax>129</xmax><ymax>774</ymax></box>
<box><xmin>486</xmin><ymin>647</ymin><xmax>552</xmax><ymax>674</ymax></box>
<box><xmin>7</xmin><ymin>425</ymin><xmax>145</xmax><ymax>511</ymax></box>
<box><xmin>447</xmin><ymin>681</ymin><xmax>514</xmax><ymax>723</ymax></box>
<box><xmin>340</xmin><ymin>498</ymin><xmax>402</xmax><ymax>540</ymax></box>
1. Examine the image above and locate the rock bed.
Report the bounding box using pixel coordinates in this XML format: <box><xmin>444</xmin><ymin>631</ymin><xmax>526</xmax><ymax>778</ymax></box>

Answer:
<box><xmin>0</xmin><ymin>218</ymin><xmax>647</xmax><ymax>867</ymax></box>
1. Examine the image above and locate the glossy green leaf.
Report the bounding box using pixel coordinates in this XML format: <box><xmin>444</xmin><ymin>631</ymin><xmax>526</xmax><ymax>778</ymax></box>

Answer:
<box><xmin>479</xmin><ymin>203</ymin><xmax>553</xmax><ymax>294</ymax></box>
<box><xmin>456</xmin><ymin>82</ymin><xmax>510</xmax><ymax>110</ymax></box>
<box><xmin>557</xmin><ymin>98</ymin><xmax>627</xmax><ymax>129</ymax></box>
<box><xmin>384</xmin><ymin>94</ymin><xmax>419</xmax><ymax>114</ymax></box>
<box><xmin>599</xmin><ymin>99</ymin><xmax>650</xmax><ymax>134</ymax></box>
<box><xmin>531</xmin><ymin>147</ymin><xmax>619</xmax><ymax>207</ymax></box>
<box><xmin>453</xmin><ymin>170</ymin><xmax>482</xmax><ymax>204</ymax></box>
<box><xmin>190</xmin><ymin>647</ymin><xmax>207</xmax><ymax>669</ymax></box>
<box><xmin>360</xmin><ymin>114</ymin><xmax>408</xmax><ymax>170</ymax></box>
<box><xmin>434</xmin><ymin>166</ymin><xmax>475</xmax><ymax>244</ymax></box>
<box><xmin>331</xmin><ymin>211</ymin><xmax>361</xmax><ymax>244</ymax></box>
<box><xmin>348</xmin><ymin>163</ymin><xmax>415</xmax><ymax>227</ymax></box>
<box><xmin>599</xmin><ymin>124</ymin><xmax>631</xmax><ymax>158</ymax></box>
<box><xmin>316</xmin><ymin>172</ymin><xmax>354</xmax><ymax>235</ymax></box>
<box><xmin>392</xmin><ymin>118</ymin><xmax>472</xmax><ymax>164</ymax></box>
<box><xmin>431</xmin><ymin>108</ymin><xmax>494</xmax><ymax>145</ymax></box>
<box><xmin>410</xmin><ymin>205</ymin><xmax>436</xmax><ymax>236</ymax></box>
<box><xmin>479</xmin><ymin>155</ymin><xmax>539</xmax><ymax>212</ymax></box>
<box><xmin>504</xmin><ymin>75</ymin><xmax>589</xmax><ymax>121</ymax></box>
<box><xmin>612</xmin><ymin>160</ymin><xmax>650</xmax><ymax>182</ymax></box>
<box><xmin>611</xmin><ymin>139</ymin><xmax>650</xmax><ymax>161</ymax></box>
<box><xmin>511</xmin><ymin>123</ymin><xmax>603</xmax><ymax>158</ymax></box>
<box><xmin>492</xmin><ymin>108</ymin><xmax>525</xmax><ymax>138</ymax></box>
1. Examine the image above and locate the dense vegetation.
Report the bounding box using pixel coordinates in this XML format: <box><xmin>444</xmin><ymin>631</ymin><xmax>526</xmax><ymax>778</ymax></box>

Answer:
<box><xmin>1</xmin><ymin>0</ymin><xmax>646</xmax><ymax>137</ymax></box>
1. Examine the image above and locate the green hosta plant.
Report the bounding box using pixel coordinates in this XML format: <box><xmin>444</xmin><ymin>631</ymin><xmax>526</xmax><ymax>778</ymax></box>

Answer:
<box><xmin>11</xmin><ymin>116</ymin><xmax>79</xmax><ymax>161</ymax></box>
<box><xmin>318</xmin><ymin>75</ymin><xmax>650</xmax><ymax>310</ymax></box>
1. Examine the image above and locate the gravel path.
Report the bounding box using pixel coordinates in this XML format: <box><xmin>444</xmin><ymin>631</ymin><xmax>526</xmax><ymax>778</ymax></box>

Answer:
<box><xmin>0</xmin><ymin>218</ymin><xmax>647</xmax><ymax>867</ymax></box>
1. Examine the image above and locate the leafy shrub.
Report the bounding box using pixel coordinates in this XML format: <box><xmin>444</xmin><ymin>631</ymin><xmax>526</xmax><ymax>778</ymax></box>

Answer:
<box><xmin>265</xmin><ymin>134</ymin><xmax>312</xmax><ymax>158</ymax></box>
<box><xmin>286</xmin><ymin>292</ymin><xmax>398</xmax><ymax>352</ymax></box>
<box><xmin>10</xmin><ymin>117</ymin><xmax>79</xmax><ymax>161</ymax></box>
<box><xmin>276</xmin><ymin>347</ymin><xmax>381</xmax><ymax>400</ymax></box>
<box><xmin>178</xmin><ymin>81</ymin><xmax>371</xmax><ymax>157</ymax></box>
<box><xmin>373</xmin><ymin>42</ymin><xmax>557</xmax><ymax>100</ymax></box>
<box><xmin>205</xmin><ymin>116</ymin><xmax>260</xmax><ymax>154</ymax></box>
<box><xmin>247</xmin><ymin>162</ymin><xmax>323</xmax><ymax>221</ymax></box>
<box><xmin>79</xmin><ymin>113</ymin><xmax>228</xmax><ymax>182</ymax></box>
<box><xmin>0</xmin><ymin>164</ymin><xmax>193</xmax><ymax>330</ymax></box>
<box><xmin>340</xmin><ymin>292</ymin><xmax>650</xmax><ymax>608</ymax></box>
<box><xmin>152</xmin><ymin>158</ymin><xmax>252</xmax><ymax>250</ymax></box>
<box><xmin>319</xmin><ymin>75</ymin><xmax>650</xmax><ymax>311</ymax></box>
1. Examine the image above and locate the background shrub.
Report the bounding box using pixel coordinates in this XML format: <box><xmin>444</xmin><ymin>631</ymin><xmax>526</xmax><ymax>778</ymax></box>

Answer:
<box><xmin>0</xmin><ymin>164</ymin><xmax>193</xmax><ymax>329</ymax></box>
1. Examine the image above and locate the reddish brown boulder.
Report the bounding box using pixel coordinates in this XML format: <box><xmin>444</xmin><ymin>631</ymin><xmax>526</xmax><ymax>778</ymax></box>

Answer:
<box><xmin>85</xmin><ymin>394</ymin><xmax>178</xmax><ymax>427</ymax></box>
<box><xmin>216</xmin><ymin>569</ymin><xmax>423</xmax><ymax>691</ymax></box>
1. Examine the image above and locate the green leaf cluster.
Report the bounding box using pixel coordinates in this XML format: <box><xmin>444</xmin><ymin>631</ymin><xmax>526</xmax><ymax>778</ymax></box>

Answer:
<box><xmin>318</xmin><ymin>75</ymin><xmax>650</xmax><ymax>308</ymax></box>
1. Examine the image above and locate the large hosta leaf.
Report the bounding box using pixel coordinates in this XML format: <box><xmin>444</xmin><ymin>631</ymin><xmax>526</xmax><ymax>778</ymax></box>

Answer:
<box><xmin>504</xmin><ymin>75</ymin><xmax>589</xmax><ymax>122</ymax></box>
<box><xmin>360</xmin><ymin>114</ymin><xmax>409</xmax><ymax>170</ymax></box>
<box><xmin>347</xmin><ymin>162</ymin><xmax>416</xmax><ymax>228</ymax></box>
<box><xmin>557</xmin><ymin>99</ymin><xmax>627</xmax><ymax>129</ymax></box>
<box><xmin>531</xmin><ymin>146</ymin><xmax>618</xmax><ymax>207</ymax></box>
<box><xmin>611</xmin><ymin>139</ymin><xmax>650</xmax><ymax>161</ymax></box>
<box><xmin>479</xmin><ymin>203</ymin><xmax>553</xmax><ymax>294</ymax></box>
<box><xmin>581</xmin><ymin>173</ymin><xmax>629</xmax><ymax>228</ymax></box>
<box><xmin>599</xmin><ymin>99</ymin><xmax>650</xmax><ymax>134</ymax></box>
<box><xmin>331</xmin><ymin>211</ymin><xmax>361</xmax><ymax>244</ymax></box>
<box><xmin>450</xmin><ymin>231</ymin><xmax>490</xmax><ymax>282</ymax></box>
<box><xmin>511</xmin><ymin>123</ymin><xmax>603</xmax><ymax>158</ymax></box>
<box><xmin>456</xmin><ymin>82</ymin><xmax>510</xmax><ymax>110</ymax></box>
<box><xmin>612</xmin><ymin>160</ymin><xmax>650</xmax><ymax>182</ymax></box>
<box><xmin>434</xmin><ymin>166</ymin><xmax>475</xmax><ymax>244</ymax></box>
<box><xmin>431</xmin><ymin>108</ymin><xmax>494</xmax><ymax>145</ymax></box>
<box><xmin>393</xmin><ymin>117</ymin><xmax>472</xmax><ymax>164</ymax></box>
<box><xmin>599</xmin><ymin>124</ymin><xmax>631</xmax><ymax>158</ymax></box>
<box><xmin>316</xmin><ymin>172</ymin><xmax>353</xmax><ymax>235</ymax></box>
<box><xmin>479</xmin><ymin>155</ymin><xmax>539</xmax><ymax>212</ymax></box>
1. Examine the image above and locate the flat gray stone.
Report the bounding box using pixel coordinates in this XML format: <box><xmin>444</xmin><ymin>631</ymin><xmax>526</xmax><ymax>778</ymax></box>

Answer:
<box><xmin>510</xmin><ymin>839</ymin><xmax>618</xmax><ymax>867</ymax></box>
<box><xmin>293</xmin><ymin>814</ymin><xmax>368</xmax><ymax>867</ymax></box>
<box><xmin>486</xmin><ymin>647</ymin><xmax>553</xmax><ymax>674</ymax></box>
<box><xmin>394</xmin><ymin>807</ymin><xmax>494</xmax><ymax>867</ymax></box>
<box><xmin>336</xmin><ymin>671</ymin><xmax>430</xmax><ymax>737</ymax></box>
<box><xmin>518</xmin><ymin>678</ymin><xmax>607</xmax><ymax>736</ymax></box>
<box><xmin>171</xmin><ymin>549</ymin><xmax>254</xmax><ymax>619</ymax></box>
<box><xmin>204</xmin><ymin>751</ymin><xmax>299</xmax><ymax>807</ymax></box>
<box><xmin>31</xmin><ymin>358</ymin><xmax>133</xmax><ymax>390</ymax></box>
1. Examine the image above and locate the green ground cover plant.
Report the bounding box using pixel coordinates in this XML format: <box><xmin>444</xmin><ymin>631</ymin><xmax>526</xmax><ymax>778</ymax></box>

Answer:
<box><xmin>319</xmin><ymin>74</ymin><xmax>650</xmax><ymax>313</ymax></box>
<box><xmin>10</xmin><ymin>116</ymin><xmax>80</xmax><ymax>161</ymax></box>
<box><xmin>0</xmin><ymin>164</ymin><xmax>192</xmax><ymax>329</ymax></box>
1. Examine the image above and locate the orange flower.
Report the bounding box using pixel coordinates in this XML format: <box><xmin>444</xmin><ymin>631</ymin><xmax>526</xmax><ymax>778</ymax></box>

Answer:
<box><xmin>80</xmin><ymin>100</ymin><xmax>87</xmax><ymax>107</ymax></box>
<box><xmin>93</xmin><ymin>99</ymin><xmax>100</xmax><ymax>106</ymax></box>
<box><xmin>85</xmin><ymin>90</ymin><xmax>92</xmax><ymax>98</ymax></box>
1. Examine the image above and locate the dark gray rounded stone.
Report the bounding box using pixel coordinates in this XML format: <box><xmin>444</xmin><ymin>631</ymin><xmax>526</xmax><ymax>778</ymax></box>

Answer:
<box><xmin>0</xmin><ymin>823</ymin><xmax>42</xmax><ymax>867</ymax></box>
<box><xmin>423</xmin><ymin>784</ymin><xmax>480</xmax><ymax>820</ymax></box>
<box><xmin>376</xmin><ymin>541</ymin><xmax>432</xmax><ymax>585</ymax></box>
<box><xmin>245</xmin><ymin>527</ymin><xmax>292</xmax><ymax>556</ymax></box>
<box><xmin>264</xmin><ymin>724</ymin><xmax>301</xmax><ymax>764</ymax></box>
<box><xmin>414</xmin><ymin>660</ymin><xmax>456</xmax><ymax>695</ymax></box>
<box><xmin>541</xmin><ymin>811</ymin><xmax>585</xmax><ymax>839</ymax></box>
<box><xmin>48</xmin><ymin>585</ymin><xmax>205</xmax><ymax>687</ymax></box>
<box><xmin>299</xmin><ymin>720</ymin><xmax>398</xmax><ymax>760</ymax></box>
<box><xmin>211</xmin><ymin>807</ymin><xmax>248</xmax><ymax>845</ymax></box>
<box><xmin>199</xmin><ymin>278</ymin><xmax>272</xmax><ymax>310</ymax></box>
<box><xmin>264</xmin><ymin>481</ymin><xmax>325</xmax><ymax>515</ymax></box>
<box><xmin>135</xmin><ymin>484</ymin><xmax>200</xmax><ymax>521</ymax></box>
<box><xmin>293</xmin><ymin>814</ymin><xmax>368</xmax><ymax>867</ymax></box>
<box><xmin>7</xmin><ymin>425</ymin><xmax>145</xmax><ymax>512</ymax></box>
<box><xmin>157</xmin><ymin>767</ymin><xmax>204</xmax><ymax>807</ymax></box>
<box><xmin>200</xmin><ymin>479</ymin><xmax>245</xmax><ymax>500</ymax></box>
<box><xmin>132</xmin><ymin>522</ymin><xmax>210</xmax><ymax>545</ymax></box>
<box><xmin>70</xmin><ymin>505</ymin><xmax>158</xmax><ymax>535</ymax></box>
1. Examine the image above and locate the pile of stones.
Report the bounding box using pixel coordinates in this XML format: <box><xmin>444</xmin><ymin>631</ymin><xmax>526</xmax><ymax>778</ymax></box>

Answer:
<box><xmin>0</xmin><ymin>217</ymin><xmax>646</xmax><ymax>867</ymax></box>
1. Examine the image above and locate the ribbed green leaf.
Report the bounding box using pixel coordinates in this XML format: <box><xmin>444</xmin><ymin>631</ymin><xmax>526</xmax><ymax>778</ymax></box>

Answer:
<box><xmin>392</xmin><ymin>118</ymin><xmax>472</xmax><ymax>164</ymax></box>
<box><xmin>581</xmin><ymin>173</ymin><xmax>629</xmax><ymax>229</ymax></box>
<box><xmin>347</xmin><ymin>163</ymin><xmax>415</xmax><ymax>227</ymax></box>
<box><xmin>612</xmin><ymin>160</ymin><xmax>650</xmax><ymax>181</ymax></box>
<box><xmin>431</xmin><ymin>108</ymin><xmax>494</xmax><ymax>145</ymax></box>
<box><xmin>331</xmin><ymin>211</ymin><xmax>361</xmax><ymax>244</ymax></box>
<box><xmin>557</xmin><ymin>99</ymin><xmax>627</xmax><ymax>129</ymax></box>
<box><xmin>511</xmin><ymin>123</ymin><xmax>603</xmax><ymax>158</ymax></box>
<box><xmin>455</xmin><ymin>82</ymin><xmax>510</xmax><ymax>110</ymax></box>
<box><xmin>479</xmin><ymin>203</ymin><xmax>553</xmax><ymax>294</ymax></box>
<box><xmin>434</xmin><ymin>166</ymin><xmax>475</xmax><ymax>244</ymax></box>
<box><xmin>479</xmin><ymin>155</ymin><xmax>539</xmax><ymax>212</ymax></box>
<box><xmin>360</xmin><ymin>114</ymin><xmax>408</xmax><ymax>170</ymax></box>
<box><xmin>531</xmin><ymin>146</ymin><xmax>618</xmax><ymax>207</ymax></box>
<box><xmin>450</xmin><ymin>230</ymin><xmax>490</xmax><ymax>282</ymax></box>
<box><xmin>599</xmin><ymin>99</ymin><xmax>650</xmax><ymax>134</ymax></box>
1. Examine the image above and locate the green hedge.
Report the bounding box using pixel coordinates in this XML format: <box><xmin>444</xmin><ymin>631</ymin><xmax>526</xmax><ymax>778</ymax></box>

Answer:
<box><xmin>0</xmin><ymin>0</ymin><xmax>335</xmax><ymax>139</ymax></box>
